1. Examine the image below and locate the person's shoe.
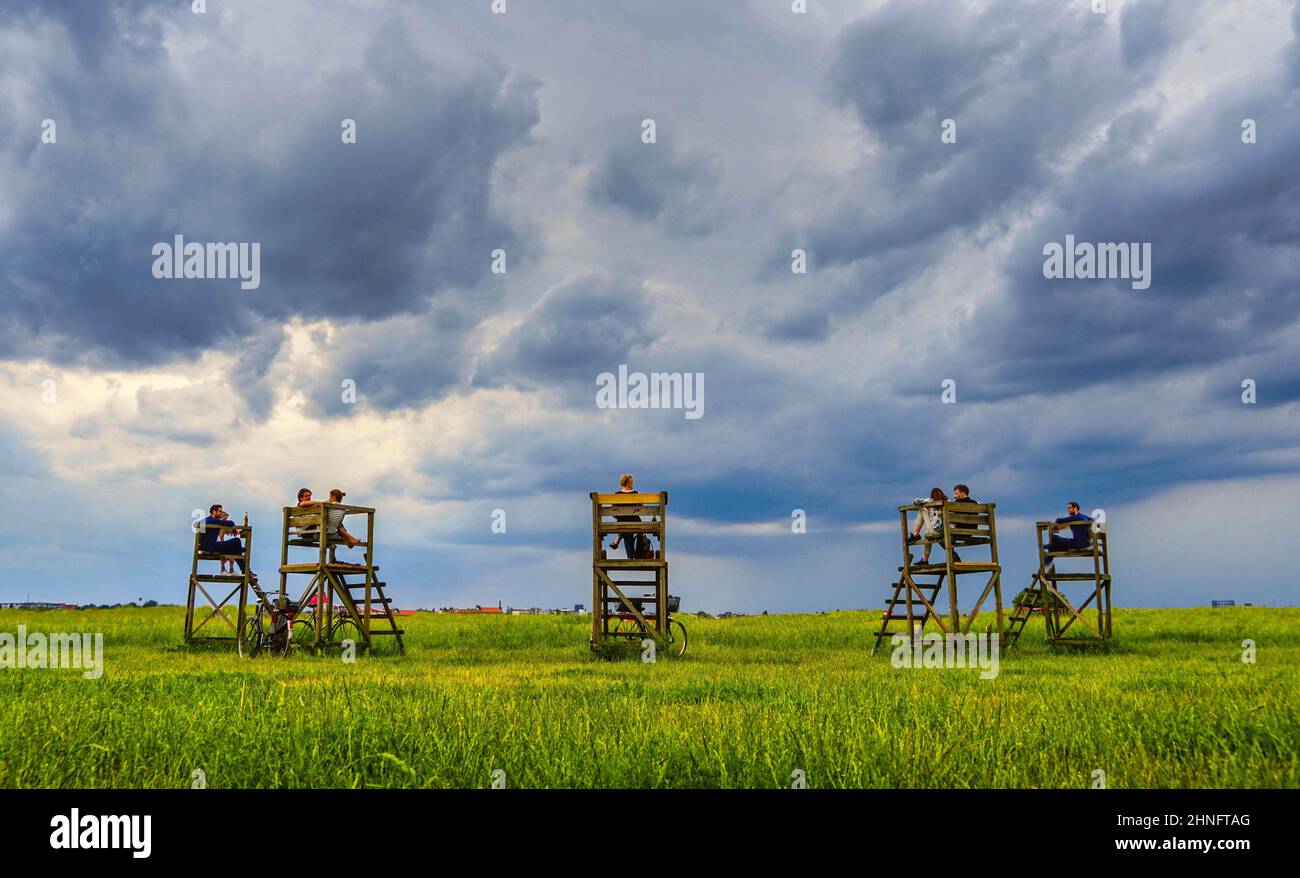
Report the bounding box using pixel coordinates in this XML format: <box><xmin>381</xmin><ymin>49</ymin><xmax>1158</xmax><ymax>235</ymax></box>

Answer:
<box><xmin>905</xmin><ymin>534</ymin><xmax>920</xmax><ymax>545</ymax></box>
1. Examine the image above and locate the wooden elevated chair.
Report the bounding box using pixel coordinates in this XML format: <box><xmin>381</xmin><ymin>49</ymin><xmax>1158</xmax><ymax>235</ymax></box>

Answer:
<box><xmin>1005</xmin><ymin>521</ymin><xmax>1112</xmax><ymax>646</ymax></box>
<box><xmin>590</xmin><ymin>491</ymin><xmax>678</xmax><ymax>653</ymax></box>
<box><xmin>184</xmin><ymin>520</ymin><xmax>254</xmax><ymax>644</ymax></box>
<box><xmin>277</xmin><ymin>502</ymin><xmax>404</xmax><ymax>652</ymax></box>
<box><xmin>871</xmin><ymin>501</ymin><xmax>1005</xmax><ymax>654</ymax></box>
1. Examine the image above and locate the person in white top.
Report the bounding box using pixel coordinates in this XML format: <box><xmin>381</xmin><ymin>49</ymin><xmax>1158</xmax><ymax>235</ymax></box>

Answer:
<box><xmin>298</xmin><ymin>488</ymin><xmax>362</xmax><ymax>549</ymax></box>
<box><xmin>905</xmin><ymin>487</ymin><xmax>947</xmax><ymax>566</ymax></box>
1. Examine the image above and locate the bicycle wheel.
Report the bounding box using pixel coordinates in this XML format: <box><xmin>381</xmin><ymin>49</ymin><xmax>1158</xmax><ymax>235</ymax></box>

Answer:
<box><xmin>267</xmin><ymin>616</ymin><xmax>293</xmax><ymax>657</ymax></box>
<box><xmin>291</xmin><ymin>611</ymin><xmax>317</xmax><ymax>649</ymax></box>
<box><xmin>667</xmin><ymin>618</ymin><xmax>687</xmax><ymax>657</ymax></box>
<box><xmin>331</xmin><ymin>614</ymin><xmax>361</xmax><ymax>646</ymax></box>
<box><xmin>237</xmin><ymin>609</ymin><xmax>263</xmax><ymax>658</ymax></box>
<box><xmin>610</xmin><ymin>615</ymin><xmax>643</xmax><ymax>641</ymax></box>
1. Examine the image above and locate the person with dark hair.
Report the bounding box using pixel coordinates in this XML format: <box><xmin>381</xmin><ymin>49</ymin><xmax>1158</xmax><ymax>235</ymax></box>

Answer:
<box><xmin>200</xmin><ymin>503</ymin><xmax>256</xmax><ymax>580</ymax></box>
<box><xmin>906</xmin><ymin>488</ymin><xmax>947</xmax><ymax>565</ymax></box>
<box><xmin>940</xmin><ymin>484</ymin><xmax>979</xmax><ymax>563</ymax></box>
<box><xmin>1045</xmin><ymin>501</ymin><xmax>1093</xmax><ymax>555</ymax></box>
<box><xmin>297</xmin><ymin>488</ymin><xmax>362</xmax><ymax>550</ymax></box>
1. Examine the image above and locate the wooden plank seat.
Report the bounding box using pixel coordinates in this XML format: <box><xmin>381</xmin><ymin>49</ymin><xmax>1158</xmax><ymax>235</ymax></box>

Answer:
<box><xmin>280</xmin><ymin>562</ymin><xmax>380</xmax><ymax>573</ymax></box>
<box><xmin>598</xmin><ymin>559</ymin><xmax>665</xmax><ymax>569</ymax></box>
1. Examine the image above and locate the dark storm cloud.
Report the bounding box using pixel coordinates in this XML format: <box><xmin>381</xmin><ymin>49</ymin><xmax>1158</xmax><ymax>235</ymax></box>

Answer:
<box><xmin>299</xmin><ymin>300</ymin><xmax>477</xmax><ymax>418</ymax></box>
<box><xmin>0</xmin><ymin>6</ymin><xmax>538</xmax><ymax>370</ymax></box>
<box><xmin>1290</xmin><ymin>1</ymin><xmax>1300</xmax><ymax>88</ymax></box>
<box><xmin>826</xmin><ymin>0</ymin><xmax>1023</xmax><ymax>135</ymax></box>
<box><xmin>795</xmin><ymin>0</ymin><xmax>1207</xmax><ymax>278</ymax></box>
<box><xmin>936</xmin><ymin>88</ymin><xmax>1300</xmax><ymax>401</ymax></box>
<box><xmin>774</xmin><ymin>0</ymin><xmax>1300</xmax><ymax>409</ymax></box>
<box><xmin>588</xmin><ymin>137</ymin><xmax>722</xmax><ymax>237</ymax></box>
<box><xmin>752</xmin><ymin>306</ymin><xmax>832</xmax><ymax>344</ymax></box>
<box><xmin>0</xmin><ymin>0</ymin><xmax>168</xmax><ymax>70</ymax></box>
<box><xmin>1118</xmin><ymin>0</ymin><xmax>1196</xmax><ymax>69</ymax></box>
<box><xmin>476</xmin><ymin>273</ymin><xmax>662</xmax><ymax>392</ymax></box>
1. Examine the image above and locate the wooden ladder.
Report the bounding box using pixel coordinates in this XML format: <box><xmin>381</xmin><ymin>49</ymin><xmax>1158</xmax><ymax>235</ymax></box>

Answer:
<box><xmin>335</xmin><ymin>575</ymin><xmax>405</xmax><ymax>650</ymax></box>
<box><xmin>871</xmin><ymin>569</ymin><xmax>946</xmax><ymax>655</ymax></box>
<box><xmin>1002</xmin><ymin>574</ymin><xmax>1044</xmax><ymax>647</ymax></box>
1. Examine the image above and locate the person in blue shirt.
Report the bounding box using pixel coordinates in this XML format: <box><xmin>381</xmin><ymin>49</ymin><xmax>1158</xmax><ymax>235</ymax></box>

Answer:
<box><xmin>1045</xmin><ymin>502</ymin><xmax>1093</xmax><ymax>554</ymax></box>
<box><xmin>200</xmin><ymin>503</ymin><xmax>257</xmax><ymax>580</ymax></box>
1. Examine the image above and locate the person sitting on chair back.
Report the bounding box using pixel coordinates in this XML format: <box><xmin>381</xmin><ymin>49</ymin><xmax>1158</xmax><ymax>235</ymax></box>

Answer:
<box><xmin>294</xmin><ymin>487</ymin><xmax>322</xmax><ymax>542</ymax></box>
<box><xmin>201</xmin><ymin>503</ymin><xmax>256</xmax><ymax>581</ymax></box>
<box><xmin>299</xmin><ymin>488</ymin><xmax>361</xmax><ymax>549</ymax></box>
<box><xmin>906</xmin><ymin>488</ymin><xmax>947</xmax><ymax>566</ymax></box>
<box><xmin>945</xmin><ymin>484</ymin><xmax>979</xmax><ymax>562</ymax></box>
<box><xmin>1046</xmin><ymin>502</ymin><xmax>1093</xmax><ymax>555</ymax></box>
<box><xmin>324</xmin><ymin>489</ymin><xmax>361</xmax><ymax>549</ymax></box>
<box><xmin>608</xmin><ymin>473</ymin><xmax>645</xmax><ymax>560</ymax></box>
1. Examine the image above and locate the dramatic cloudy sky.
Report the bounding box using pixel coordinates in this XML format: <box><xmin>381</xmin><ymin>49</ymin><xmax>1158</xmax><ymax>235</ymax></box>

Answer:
<box><xmin>2</xmin><ymin>0</ymin><xmax>1298</xmax><ymax>610</ymax></box>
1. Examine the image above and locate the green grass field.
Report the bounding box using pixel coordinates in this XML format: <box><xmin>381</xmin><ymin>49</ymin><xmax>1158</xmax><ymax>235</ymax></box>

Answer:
<box><xmin>1</xmin><ymin>606</ymin><xmax>1296</xmax><ymax>789</ymax></box>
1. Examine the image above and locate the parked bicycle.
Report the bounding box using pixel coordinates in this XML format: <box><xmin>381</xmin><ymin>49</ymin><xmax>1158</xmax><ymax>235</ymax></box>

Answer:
<box><xmin>608</xmin><ymin>594</ymin><xmax>687</xmax><ymax>657</ymax></box>
<box><xmin>238</xmin><ymin>597</ymin><xmax>310</xmax><ymax>657</ymax></box>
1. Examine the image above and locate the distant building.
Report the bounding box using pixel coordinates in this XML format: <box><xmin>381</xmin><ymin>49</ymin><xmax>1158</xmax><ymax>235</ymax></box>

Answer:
<box><xmin>1211</xmin><ymin>600</ymin><xmax>1236</xmax><ymax>608</ymax></box>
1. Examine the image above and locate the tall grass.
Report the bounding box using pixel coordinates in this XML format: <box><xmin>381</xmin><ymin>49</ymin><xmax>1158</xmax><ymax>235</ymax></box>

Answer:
<box><xmin>0</xmin><ymin>607</ymin><xmax>1295</xmax><ymax>788</ymax></box>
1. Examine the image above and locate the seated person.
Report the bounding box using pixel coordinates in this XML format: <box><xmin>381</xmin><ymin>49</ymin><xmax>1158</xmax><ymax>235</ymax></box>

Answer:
<box><xmin>945</xmin><ymin>483</ymin><xmax>981</xmax><ymax>561</ymax></box>
<box><xmin>608</xmin><ymin>473</ymin><xmax>646</xmax><ymax>559</ymax></box>
<box><xmin>217</xmin><ymin>512</ymin><xmax>239</xmax><ymax>574</ymax></box>
<box><xmin>1045</xmin><ymin>502</ymin><xmax>1094</xmax><ymax>556</ymax></box>
<box><xmin>299</xmin><ymin>488</ymin><xmax>362</xmax><ymax>555</ymax></box>
<box><xmin>301</xmin><ymin>491</ymin><xmax>364</xmax><ymax>567</ymax></box>
<box><xmin>906</xmin><ymin>488</ymin><xmax>947</xmax><ymax>565</ymax></box>
<box><xmin>293</xmin><ymin>488</ymin><xmax>321</xmax><ymax>541</ymax></box>
<box><xmin>200</xmin><ymin>503</ymin><xmax>257</xmax><ymax>582</ymax></box>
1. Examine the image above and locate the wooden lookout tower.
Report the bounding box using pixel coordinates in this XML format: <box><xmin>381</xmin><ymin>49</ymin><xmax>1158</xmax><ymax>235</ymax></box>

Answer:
<box><xmin>871</xmin><ymin>500</ymin><xmax>1005</xmax><ymax>654</ymax></box>
<box><xmin>277</xmin><ymin>502</ymin><xmax>404</xmax><ymax>652</ymax></box>
<box><xmin>1005</xmin><ymin>520</ymin><xmax>1112</xmax><ymax>646</ymax></box>
<box><xmin>590</xmin><ymin>491</ymin><xmax>670</xmax><ymax>652</ymax></box>
<box><xmin>184</xmin><ymin>520</ymin><xmax>253</xmax><ymax>644</ymax></box>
